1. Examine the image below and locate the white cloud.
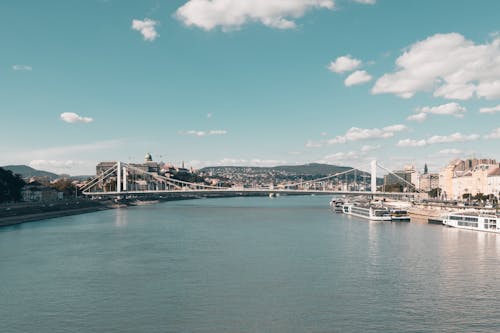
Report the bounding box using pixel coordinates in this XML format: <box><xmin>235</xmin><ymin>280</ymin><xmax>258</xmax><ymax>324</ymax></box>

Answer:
<box><xmin>353</xmin><ymin>0</ymin><xmax>375</xmax><ymax>4</ymax></box>
<box><xmin>438</xmin><ymin>148</ymin><xmax>462</xmax><ymax>155</ymax></box>
<box><xmin>12</xmin><ymin>65</ymin><xmax>32</xmax><ymax>71</ymax></box>
<box><xmin>27</xmin><ymin>140</ymin><xmax>123</xmax><ymax>158</ymax></box>
<box><xmin>328</xmin><ymin>124</ymin><xmax>407</xmax><ymax>144</ymax></box>
<box><xmin>3</xmin><ymin>140</ymin><xmax>125</xmax><ymax>175</ymax></box>
<box><xmin>60</xmin><ymin>112</ymin><xmax>93</xmax><ymax>124</ymax></box>
<box><xmin>479</xmin><ymin>105</ymin><xmax>500</xmax><ymax>114</ymax></box>
<box><xmin>372</xmin><ymin>33</ymin><xmax>500</xmax><ymax>100</ymax></box>
<box><xmin>175</xmin><ymin>0</ymin><xmax>334</xmax><ymax>31</ymax></box>
<box><xmin>207</xmin><ymin>112</ymin><xmax>213</xmax><ymax>118</ymax></box>
<box><xmin>179</xmin><ymin>129</ymin><xmax>227</xmax><ymax>137</ymax></box>
<box><xmin>132</xmin><ymin>18</ymin><xmax>159</xmax><ymax>41</ymax></box>
<box><xmin>328</xmin><ymin>55</ymin><xmax>361</xmax><ymax>73</ymax></box>
<box><xmin>408</xmin><ymin>102</ymin><xmax>466</xmax><ymax>121</ymax></box>
<box><xmin>29</xmin><ymin>160</ymin><xmax>84</xmax><ymax>172</ymax></box>
<box><xmin>323</xmin><ymin>151</ymin><xmax>360</xmax><ymax>161</ymax></box>
<box><xmin>397</xmin><ymin>132</ymin><xmax>480</xmax><ymax>147</ymax></box>
<box><xmin>485</xmin><ymin>128</ymin><xmax>500</xmax><ymax>139</ymax></box>
<box><xmin>344</xmin><ymin>70</ymin><xmax>372</xmax><ymax>86</ymax></box>
<box><xmin>189</xmin><ymin>157</ymin><xmax>287</xmax><ymax>168</ymax></box>
<box><xmin>419</xmin><ymin>103</ymin><xmax>466</xmax><ymax>117</ymax></box>
<box><xmin>319</xmin><ymin>144</ymin><xmax>379</xmax><ymax>167</ymax></box>
<box><xmin>396</xmin><ymin>139</ymin><xmax>427</xmax><ymax>147</ymax></box>
<box><xmin>407</xmin><ymin>112</ymin><xmax>427</xmax><ymax>122</ymax></box>
<box><xmin>360</xmin><ymin>144</ymin><xmax>380</xmax><ymax>152</ymax></box>
<box><xmin>427</xmin><ymin>133</ymin><xmax>479</xmax><ymax>144</ymax></box>
<box><xmin>305</xmin><ymin>140</ymin><xmax>322</xmax><ymax>148</ymax></box>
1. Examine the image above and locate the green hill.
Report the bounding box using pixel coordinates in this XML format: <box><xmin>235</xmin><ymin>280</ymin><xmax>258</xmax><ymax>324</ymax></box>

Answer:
<box><xmin>1</xmin><ymin>165</ymin><xmax>60</xmax><ymax>180</ymax></box>
<box><xmin>201</xmin><ymin>163</ymin><xmax>369</xmax><ymax>176</ymax></box>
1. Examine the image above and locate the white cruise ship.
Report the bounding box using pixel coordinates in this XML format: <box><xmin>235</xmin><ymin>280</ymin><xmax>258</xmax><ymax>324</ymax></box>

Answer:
<box><xmin>442</xmin><ymin>211</ymin><xmax>500</xmax><ymax>233</ymax></box>
<box><xmin>342</xmin><ymin>203</ymin><xmax>392</xmax><ymax>221</ymax></box>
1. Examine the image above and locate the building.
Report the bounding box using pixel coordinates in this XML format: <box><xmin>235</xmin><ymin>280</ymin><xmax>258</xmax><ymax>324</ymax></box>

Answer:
<box><xmin>419</xmin><ymin>173</ymin><xmax>440</xmax><ymax>192</ymax></box>
<box><xmin>383</xmin><ymin>165</ymin><xmax>418</xmax><ymax>192</ymax></box>
<box><xmin>21</xmin><ymin>181</ymin><xmax>63</xmax><ymax>202</ymax></box>
<box><xmin>487</xmin><ymin>167</ymin><xmax>500</xmax><ymax>199</ymax></box>
<box><xmin>439</xmin><ymin>158</ymin><xmax>499</xmax><ymax>199</ymax></box>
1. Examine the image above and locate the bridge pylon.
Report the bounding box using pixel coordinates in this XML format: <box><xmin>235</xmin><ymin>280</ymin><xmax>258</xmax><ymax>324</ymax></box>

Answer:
<box><xmin>371</xmin><ymin>160</ymin><xmax>377</xmax><ymax>193</ymax></box>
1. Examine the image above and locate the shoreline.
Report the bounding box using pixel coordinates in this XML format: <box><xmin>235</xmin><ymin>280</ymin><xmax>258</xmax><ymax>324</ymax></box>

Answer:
<box><xmin>0</xmin><ymin>206</ymin><xmax>111</xmax><ymax>227</ymax></box>
<box><xmin>0</xmin><ymin>193</ymin><xmax>271</xmax><ymax>228</ymax></box>
<box><xmin>2</xmin><ymin>195</ymin><xmax>496</xmax><ymax>228</ymax></box>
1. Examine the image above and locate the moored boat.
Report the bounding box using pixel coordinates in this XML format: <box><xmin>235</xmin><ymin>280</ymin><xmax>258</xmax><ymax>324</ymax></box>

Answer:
<box><xmin>329</xmin><ymin>198</ymin><xmax>344</xmax><ymax>213</ymax></box>
<box><xmin>442</xmin><ymin>210</ymin><xmax>499</xmax><ymax>233</ymax></box>
<box><xmin>390</xmin><ymin>209</ymin><xmax>411</xmax><ymax>222</ymax></box>
<box><xmin>342</xmin><ymin>203</ymin><xmax>391</xmax><ymax>221</ymax></box>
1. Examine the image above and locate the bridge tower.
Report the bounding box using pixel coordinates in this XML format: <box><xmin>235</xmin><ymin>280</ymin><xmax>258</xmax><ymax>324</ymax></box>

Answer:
<box><xmin>117</xmin><ymin>161</ymin><xmax>121</xmax><ymax>193</ymax></box>
<box><xmin>371</xmin><ymin>160</ymin><xmax>377</xmax><ymax>193</ymax></box>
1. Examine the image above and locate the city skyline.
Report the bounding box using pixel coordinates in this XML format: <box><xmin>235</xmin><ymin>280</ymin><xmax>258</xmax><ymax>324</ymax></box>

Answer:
<box><xmin>1</xmin><ymin>0</ymin><xmax>499</xmax><ymax>175</ymax></box>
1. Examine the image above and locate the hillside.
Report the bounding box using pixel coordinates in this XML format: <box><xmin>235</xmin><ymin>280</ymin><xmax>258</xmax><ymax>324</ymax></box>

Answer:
<box><xmin>200</xmin><ymin>163</ymin><xmax>383</xmax><ymax>184</ymax></box>
<box><xmin>201</xmin><ymin>163</ymin><xmax>370</xmax><ymax>176</ymax></box>
<box><xmin>1</xmin><ymin>165</ymin><xmax>60</xmax><ymax>180</ymax></box>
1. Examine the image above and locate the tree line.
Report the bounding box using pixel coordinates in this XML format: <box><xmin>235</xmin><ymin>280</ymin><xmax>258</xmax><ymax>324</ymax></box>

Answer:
<box><xmin>0</xmin><ymin>167</ymin><xmax>25</xmax><ymax>203</ymax></box>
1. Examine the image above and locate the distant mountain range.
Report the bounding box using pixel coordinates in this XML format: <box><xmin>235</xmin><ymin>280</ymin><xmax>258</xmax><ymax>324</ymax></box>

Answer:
<box><xmin>202</xmin><ymin>163</ymin><xmax>369</xmax><ymax>176</ymax></box>
<box><xmin>201</xmin><ymin>163</ymin><xmax>382</xmax><ymax>183</ymax></box>
<box><xmin>1</xmin><ymin>165</ymin><xmax>91</xmax><ymax>181</ymax></box>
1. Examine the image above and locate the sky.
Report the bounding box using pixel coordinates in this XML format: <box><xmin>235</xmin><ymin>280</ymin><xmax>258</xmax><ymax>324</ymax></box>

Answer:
<box><xmin>1</xmin><ymin>0</ymin><xmax>499</xmax><ymax>175</ymax></box>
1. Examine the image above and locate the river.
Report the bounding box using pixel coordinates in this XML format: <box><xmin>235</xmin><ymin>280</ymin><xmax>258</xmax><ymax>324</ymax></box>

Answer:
<box><xmin>1</xmin><ymin>196</ymin><xmax>499</xmax><ymax>332</ymax></box>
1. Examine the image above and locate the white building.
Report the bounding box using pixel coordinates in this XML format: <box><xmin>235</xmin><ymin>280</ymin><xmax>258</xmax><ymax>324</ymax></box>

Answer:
<box><xmin>487</xmin><ymin>167</ymin><xmax>500</xmax><ymax>198</ymax></box>
<box><xmin>439</xmin><ymin>158</ymin><xmax>499</xmax><ymax>199</ymax></box>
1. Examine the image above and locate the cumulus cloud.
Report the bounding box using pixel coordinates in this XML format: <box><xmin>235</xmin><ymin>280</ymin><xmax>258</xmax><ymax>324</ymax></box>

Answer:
<box><xmin>179</xmin><ymin>129</ymin><xmax>227</xmax><ymax>137</ymax></box>
<box><xmin>175</xmin><ymin>0</ymin><xmax>334</xmax><ymax>31</ymax></box>
<box><xmin>408</xmin><ymin>102</ymin><xmax>466</xmax><ymax>121</ymax></box>
<box><xmin>360</xmin><ymin>144</ymin><xmax>380</xmax><ymax>152</ymax></box>
<box><xmin>344</xmin><ymin>70</ymin><xmax>372</xmax><ymax>86</ymax></box>
<box><xmin>60</xmin><ymin>112</ymin><xmax>93</xmax><ymax>123</ymax></box>
<box><xmin>132</xmin><ymin>18</ymin><xmax>159</xmax><ymax>41</ymax></box>
<box><xmin>397</xmin><ymin>132</ymin><xmax>480</xmax><ymax>147</ymax></box>
<box><xmin>189</xmin><ymin>157</ymin><xmax>286</xmax><ymax>168</ymax></box>
<box><xmin>485</xmin><ymin>128</ymin><xmax>500</xmax><ymax>139</ymax></box>
<box><xmin>396</xmin><ymin>139</ymin><xmax>427</xmax><ymax>147</ymax></box>
<box><xmin>319</xmin><ymin>145</ymin><xmax>379</xmax><ymax>166</ymax></box>
<box><xmin>328</xmin><ymin>124</ymin><xmax>407</xmax><ymax>144</ymax></box>
<box><xmin>438</xmin><ymin>148</ymin><xmax>462</xmax><ymax>155</ymax></box>
<box><xmin>372</xmin><ymin>33</ymin><xmax>500</xmax><ymax>100</ymax></box>
<box><xmin>479</xmin><ymin>105</ymin><xmax>500</xmax><ymax>114</ymax></box>
<box><xmin>29</xmin><ymin>160</ymin><xmax>84</xmax><ymax>171</ymax></box>
<box><xmin>353</xmin><ymin>0</ymin><xmax>376</xmax><ymax>3</ymax></box>
<box><xmin>305</xmin><ymin>140</ymin><xmax>322</xmax><ymax>148</ymax></box>
<box><xmin>407</xmin><ymin>113</ymin><xmax>427</xmax><ymax>122</ymax></box>
<box><xmin>12</xmin><ymin>65</ymin><xmax>32</xmax><ymax>71</ymax></box>
<box><xmin>328</xmin><ymin>55</ymin><xmax>361</xmax><ymax>73</ymax></box>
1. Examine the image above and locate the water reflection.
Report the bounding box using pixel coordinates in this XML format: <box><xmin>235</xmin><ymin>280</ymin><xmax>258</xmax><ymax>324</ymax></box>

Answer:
<box><xmin>114</xmin><ymin>208</ymin><xmax>128</xmax><ymax>227</ymax></box>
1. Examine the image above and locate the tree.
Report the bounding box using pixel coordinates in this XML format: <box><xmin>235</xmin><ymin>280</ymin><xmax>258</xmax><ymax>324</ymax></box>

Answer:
<box><xmin>428</xmin><ymin>188</ymin><xmax>441</xmax><ymax>198</ymax></box>
<box><xmin>0</xmin><ymin>167</ymin><xmax>26</xmax><ymax>203</ymax></box>
<box><xmin>50</xmin><ymin>178</ymin><xmax>76</xmax><ymax>196</ymax></box>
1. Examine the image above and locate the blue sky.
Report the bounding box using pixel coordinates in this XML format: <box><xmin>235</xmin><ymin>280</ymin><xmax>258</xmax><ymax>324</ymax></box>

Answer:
<box><xmin>1</xmin><ymin>0</ymin><xmax>499</xmax><ymax>175</ymax></box>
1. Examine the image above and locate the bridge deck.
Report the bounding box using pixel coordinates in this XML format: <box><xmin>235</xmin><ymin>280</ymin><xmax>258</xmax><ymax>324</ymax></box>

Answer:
<box><xmin>82</xmin><ymin>189</ymin><xmax>418</xmax><ymax>197</ymax></box>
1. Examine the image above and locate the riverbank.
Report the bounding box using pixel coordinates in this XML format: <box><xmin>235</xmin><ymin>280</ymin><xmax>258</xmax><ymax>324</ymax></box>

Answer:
<box><xmin>0</xmin><ymin>193</ymin><xmax>273</xmax><ymax>228</ymax></box>
<box><xmin>0</xmin><ymin>200</ymin><xmax>113</xmax><ymax>227</ymax></box>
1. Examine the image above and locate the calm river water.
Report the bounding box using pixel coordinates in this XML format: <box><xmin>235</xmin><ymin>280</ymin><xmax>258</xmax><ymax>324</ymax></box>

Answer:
<box><xmin>1</xmin><ymin>196</ymin><xmax>500</xmax><ymax>332</ymax></box>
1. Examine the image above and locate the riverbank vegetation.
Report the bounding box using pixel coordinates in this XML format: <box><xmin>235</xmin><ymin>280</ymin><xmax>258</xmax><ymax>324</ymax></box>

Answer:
<box><xmin>0</xmin><ymin>167</ymin><xmax>25</xmax><ymax>203</ymax></box>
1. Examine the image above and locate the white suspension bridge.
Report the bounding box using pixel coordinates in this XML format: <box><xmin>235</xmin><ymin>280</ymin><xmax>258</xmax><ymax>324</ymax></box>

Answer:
<box><xmin>80</xmin><ymin>160</ymin><xmax>424</xmax><ymax>200</ymax></box>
